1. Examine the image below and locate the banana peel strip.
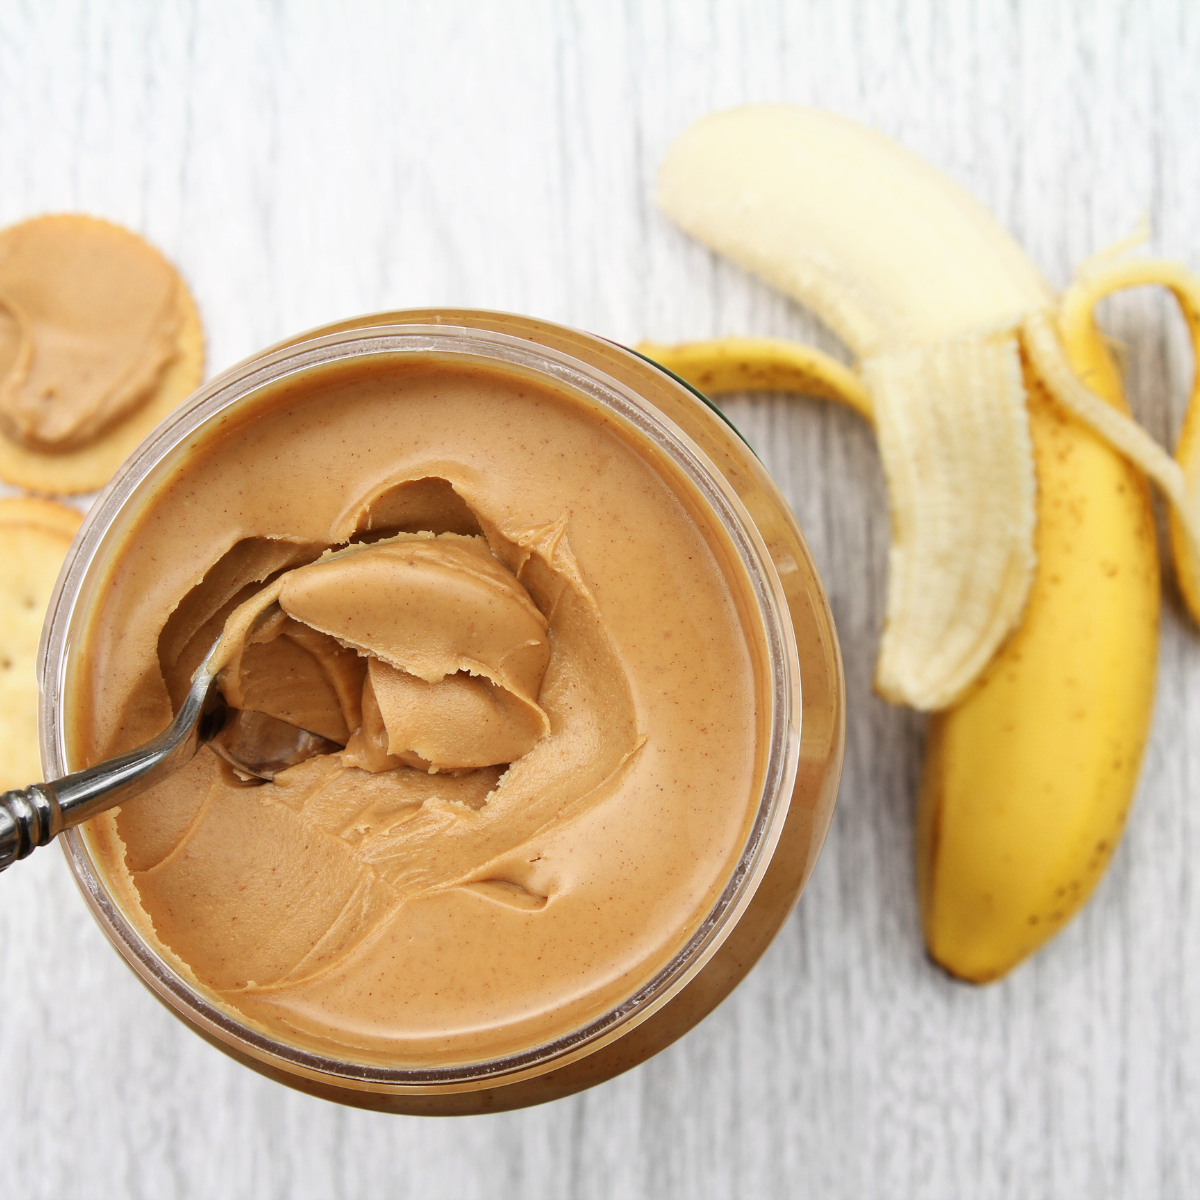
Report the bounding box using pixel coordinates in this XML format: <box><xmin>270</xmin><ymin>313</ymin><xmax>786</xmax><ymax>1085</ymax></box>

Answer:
<box><xmin>1029</xmin><ymin>258</ymin><xmax>1200</xmax><ymax>625</ymax></box>
<box><xmin>1021</xmin><ymin>309</ymin><xmax>1197</xmax><ymax>538</ymax></box>
<box><xmin>636</xmin><ymin>336</ymin><xmax>873</xmax><ymax>420</ymax></box>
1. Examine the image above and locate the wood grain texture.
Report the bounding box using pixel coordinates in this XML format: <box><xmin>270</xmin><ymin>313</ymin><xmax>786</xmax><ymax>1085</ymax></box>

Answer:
<box><xmin>1</xmin><ymin>1</ymin><xmax>1197</xmax><ymax>1196</ymax></box>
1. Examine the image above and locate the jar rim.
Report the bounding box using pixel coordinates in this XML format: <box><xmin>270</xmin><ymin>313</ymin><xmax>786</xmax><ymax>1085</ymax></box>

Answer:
<box><xmin>40</xmin><ymin>313</ymin><xmax>802</xmax><ymax>1092</ymax></box>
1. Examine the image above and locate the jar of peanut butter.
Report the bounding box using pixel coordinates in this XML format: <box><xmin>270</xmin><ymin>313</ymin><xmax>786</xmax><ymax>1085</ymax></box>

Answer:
<box><xmin>40</xmin><ymin>311</ymin><xmax>844</xmax><ymax>1114</ymax></box>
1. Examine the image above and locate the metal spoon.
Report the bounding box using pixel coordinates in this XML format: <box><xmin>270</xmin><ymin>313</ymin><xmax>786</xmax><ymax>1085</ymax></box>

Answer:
<box><xmin>0</xmin><ymin>642</ymin><xmax>342</xmax><ymax>873</ymax></box>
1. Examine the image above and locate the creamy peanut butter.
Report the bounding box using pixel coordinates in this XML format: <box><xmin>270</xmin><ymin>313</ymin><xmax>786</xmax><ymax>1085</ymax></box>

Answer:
<box><xmin>0</xmin><ymin>215</ymin><xmax>184</xmax><ymax>451</ymax></box>
<box><xmin>77</xmin><ymin>354</ymin><xmax>772</xmax><ymax>1068</ymax></box>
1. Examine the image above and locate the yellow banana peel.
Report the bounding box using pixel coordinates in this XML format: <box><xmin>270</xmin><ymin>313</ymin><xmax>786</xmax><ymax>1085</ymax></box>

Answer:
<box><xmin>919</xmin><ymin>327</ymin><xmax>1159</xmax><ymax>981</ymax></box>
<box><xmin>1054</xmin><ymin>257</ymin><xmax>1200</xmax><ymax>625</ymax></box>
<box><xmin>642</xmin><ymin>104</ymin><xmax>1200</xmax><ymax>981</ymax></box>
<box><xmin>638</xmin><ymin>336</ymin><xmax>873</xmax><ymax>420</ymax></box>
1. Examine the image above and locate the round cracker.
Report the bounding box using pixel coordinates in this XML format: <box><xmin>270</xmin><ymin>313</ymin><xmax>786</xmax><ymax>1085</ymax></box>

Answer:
<box><xmin>0</xmin><ymin>498</ymin><xmax>82</xmax><ymax>789</ymax></box>
<box><xmin>0</xmin><ymin>217</ymin><xmax>205</xmax><ymax>495</ymax></box>
<box><xmin>0</xmin><ymin>495</ymin><xmax>85</xmax><ymax>539</ymax></box>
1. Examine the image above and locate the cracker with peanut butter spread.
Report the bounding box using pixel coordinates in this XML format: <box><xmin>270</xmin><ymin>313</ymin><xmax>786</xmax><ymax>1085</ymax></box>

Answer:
<box><xmin>0</xmin><ymin>215</ymin><xmax>204</xmax><ymax>494</ymax></box>
<box><xmin>0</xmin><ymin>497</ymin><xmax>82</xmax><ymax>788</ymax></box>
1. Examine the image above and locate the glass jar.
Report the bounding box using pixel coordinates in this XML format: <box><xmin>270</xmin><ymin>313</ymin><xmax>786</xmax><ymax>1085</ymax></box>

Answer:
<box><xmin>40</xmin><ymin>310</ymin><xmax>844</xmax><ymax>1114</ymax></box>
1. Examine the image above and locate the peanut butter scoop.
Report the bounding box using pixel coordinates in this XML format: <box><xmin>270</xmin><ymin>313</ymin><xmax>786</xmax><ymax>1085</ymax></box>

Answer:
<box><xmin>214</xmin><ymin>534</ymin><xmax>551</xmax><ymax>773</ymax></box>
<box><xmin>0</xmin><ymin>215</ymin><xmax>184</xmax><ymax>451</ymax></box>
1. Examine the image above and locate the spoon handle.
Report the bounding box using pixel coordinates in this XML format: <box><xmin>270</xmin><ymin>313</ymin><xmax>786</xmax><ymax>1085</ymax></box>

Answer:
<box><xmin>0</xmin><ymin>736</ymin><xmax>198</xmax><ymax>872</ymax></box>
<box><xmin>0</xmin><ymin>785</ymin><xmax>62</xmax><ymax>871</ymax></box>
<box><xmin>0</xmin><ymin>666</ymin><xmax>223</xmax><ymax>873</ymax></box>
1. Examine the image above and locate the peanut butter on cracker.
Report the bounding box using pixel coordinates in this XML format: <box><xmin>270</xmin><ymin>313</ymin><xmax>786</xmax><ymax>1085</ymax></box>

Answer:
<box><xmin>0</xmin><ymin>216</ymin><xmax>203</xmax><ymax>494</ymax></box>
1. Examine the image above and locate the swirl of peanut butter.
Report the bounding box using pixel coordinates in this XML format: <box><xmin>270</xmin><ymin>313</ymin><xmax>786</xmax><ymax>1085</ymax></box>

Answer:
<box><xmin>0</xmin><ymin>216</ymin><xmax>184</xmax><ymax>450</ymax></box>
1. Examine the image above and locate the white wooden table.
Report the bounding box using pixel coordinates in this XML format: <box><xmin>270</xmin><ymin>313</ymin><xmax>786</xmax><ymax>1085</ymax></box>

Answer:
<box><xmin>1</xmin><ymin>3</ymin><xmax>1197</xmax><ymax>1196</ymax></box>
